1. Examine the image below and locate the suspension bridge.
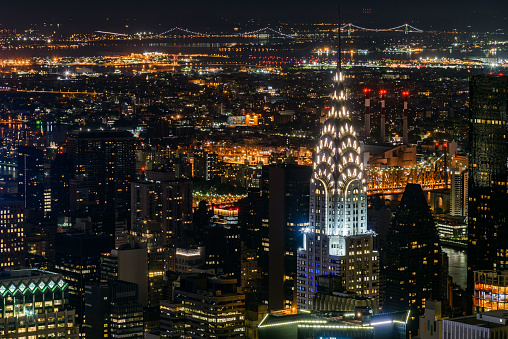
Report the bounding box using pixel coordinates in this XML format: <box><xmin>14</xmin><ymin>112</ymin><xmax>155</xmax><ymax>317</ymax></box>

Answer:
<box><xmin>95</xmin><ymin>23</ymin><xmax>424</xmax><ymax>39</ymax></box>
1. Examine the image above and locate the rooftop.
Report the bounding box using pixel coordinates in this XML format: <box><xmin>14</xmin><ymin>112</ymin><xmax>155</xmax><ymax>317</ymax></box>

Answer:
<box><xmin>0</xmin><ymin>268</ymin><xmax>59</xmax><ymax>281</ymax></box>
<box><xmin>445</xmin><ymin>311</ymin><xmax>508</xmax><ymax>328</ymax></box>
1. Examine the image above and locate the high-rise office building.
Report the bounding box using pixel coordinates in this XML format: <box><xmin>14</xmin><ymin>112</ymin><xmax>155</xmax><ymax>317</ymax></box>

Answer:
<box><xmin>450</xmin><ymin>157</ymin><xmax>468</xmax><ymax>217</ymax></box>
<box><xmin>0</xmin><ymin>268</ymin><xmax>78</xmax><ymax>338</ymax></box>
<box><xmin>192</xmin><ymin>148</ymin><xmax>219</xmax><ymax>181</ymax></box>
<box><xmin>237</xmin><ymin>187</ymin><xmax>267</xmax><ymax>304</ymax></box>
<box><xmin>0</xmin><ymin>200</ymin><xmax>25</xmax><ymax>269</ymax></box>
<box><xmin>54</xmin><ymin>232</ymin><xmax>114</xmax><ymax>326</ymax></box>
<box><xmin>50</xmin><ymin>152</ymin><xmax>71</xmax><ymax>225</ymax></box>
<box><xmin>296</xmin><ymin>34</ymin><xmax>378</xmax><ymax>310</ymax></box>
<box><xmin>468</xmin><ymin>75</ymin><xmax>508</xmax><ymax>310</ymax></box>
<box><xmin>130</xmin><ymin>171</ymin><xmax>193</xmax><ymax>308</ymax></box>
<box><xmin>131</xmin><ymin>171</ymin><xmax>193</xmax><ymax>244</ymax></box>
<box><xmin>205</xmin><ymin>205</ymin><xmax>241</xmax><ymax>279</ymax></box>
<box><xmin>25</xmin><ymin>217</ymin><xmax>57</xmax><ymax>267</ymax></box>
<box><xmin>84</xmin><ymin>281</ymin><xmax>144</xmax><ymax>339</ymax></box>
<box><xmin>67</xmin><ymin>130</ymin><xmax>136</xmax><ymax>235</ymax></box>
<box><xmin>100</xmin><ymin>247</ymin><xmax>149</xmax><ymax>306</ymax></box>
<box><xmin>17</xmin><ymin>145</ymin><xmax>45</xmax><ymax>211</ymax></box>
<box><xmin>160</xmin><ymin>274</ymin><xmax>245</xmax><ymax>338</ymax></box>
<box><xmin>383</xmin><ymin>184</ymin><xmax>444</xmax><ymax>314</ymax></box>
<box><xmin>265</xmin><ymin>164</ymin><xmax>311</xmax><ymax>311</ymax></box>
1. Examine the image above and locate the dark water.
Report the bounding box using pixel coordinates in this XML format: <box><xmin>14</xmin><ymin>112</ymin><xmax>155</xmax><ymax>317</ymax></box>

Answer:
<box><xmin>442</xmin><ymin>246</ymin><xmax>467</xmax><ymax>289</ymax></box>
<box><xmin>1</xmin><ymin>39</ymin><xmax>505</xmax><ymax>62</ymax></box>
<box><xmin>0</xmin><ymin>41</ymin><xmax>239</xmax><ymax>58</ymax></box>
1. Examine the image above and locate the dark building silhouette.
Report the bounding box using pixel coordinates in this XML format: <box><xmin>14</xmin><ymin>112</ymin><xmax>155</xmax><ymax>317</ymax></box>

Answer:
<box><xmin>84</xmin><ymin>281</ymin><xmax>144</xmax><ymax>339</ymax></box>
<box><xmin>204</xmin><ymin>205</ymin><xmax>241</xmax><ymax>279</ymax></box>
<box><xmin>17</xmin><ymin>145</ymin><xmax>44</xmax><ymax>211</ymax></box>
<box><xmin>130</xmin><ymin>171</ymin><xmax>193</xmax><ymax>310</ymax></box>
<box><xmin>383</xmin><ymin>184</ymin><xmax>444</xmax><ymax>317</ymax></box>
<box><xmin>67</xmin><ymin>130</ymin><xmax>136</xmax><ymax>236</ymax></box>
<box><xmin>50</xmin><ymin>152</ymin><xmax>71</xmax><ymax>225</ymax></box>
<box><xmin>238</xmin><ymin>187</ymin><xmax>266</xmax><ymax>302</ymax></box>
<box><xmin>467</xmin><ymin>74</ymin><xmax>508</xmax><ymax>312</ymax></box>
<box><xmin>131</xmin><ymin>171</ymin><xmax>193</xmax><ymax>245</ymax></box>
<box><xmin>24</xmin><ymin>216</ymin><xmax>57</xmax><ymax>268</ymax></box>
<box><xmin>264</xmin><ymin>164</ymin><xmax>311</xmax><ymax>311</ymax></box>
<box><xmin>54</xmin><ymin>232</ymin><xmax>114</xmax><ymax>327</ymax></box>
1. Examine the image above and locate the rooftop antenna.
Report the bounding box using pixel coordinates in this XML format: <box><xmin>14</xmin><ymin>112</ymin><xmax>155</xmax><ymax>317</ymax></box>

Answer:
<box><xmin>337</xmin><ymin>3</ymin><xmax>342</xmax><ymax>73</ymax></box>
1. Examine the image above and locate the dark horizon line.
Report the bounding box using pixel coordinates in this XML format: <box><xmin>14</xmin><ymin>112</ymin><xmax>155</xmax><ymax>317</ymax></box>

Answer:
<box><xmin>1</xmin><ymin>19</ymin><xmax>505</xmax><ymax>35</ymax></box>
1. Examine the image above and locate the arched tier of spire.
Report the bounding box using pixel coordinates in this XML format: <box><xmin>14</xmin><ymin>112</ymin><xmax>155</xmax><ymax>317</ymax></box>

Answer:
<box><xmin>312</xmin><ymin>70</ymin><xmax>366</xmax><ymax>195</ymax></box>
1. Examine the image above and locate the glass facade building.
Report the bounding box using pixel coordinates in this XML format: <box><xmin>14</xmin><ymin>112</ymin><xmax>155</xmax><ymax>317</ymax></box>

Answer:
<box><xmin>473</xmin><ymin>270</ymin><xmax>508</xmax><ymax>313</ymax></box>
<box><xmin>467</xmin><ymin>75</ymin><xmax>508</xmax><ymax>310</ymax></box>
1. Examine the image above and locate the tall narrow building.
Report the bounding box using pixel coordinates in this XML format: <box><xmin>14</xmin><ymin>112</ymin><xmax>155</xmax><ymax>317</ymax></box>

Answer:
<box><xmin>266</xmin><ymin>164</ymin><xmax>311</xmax><ymax>311</ymax></box>
<box><xmin>383</xmin><ymin>184</ymin><xmax>444</xmax><ymax>315</ymax></box>
<box><xmin>17</xmin><ymin>145</ymin><xmax>45</xmax><ymax>211</ymax></box>
<box><xmin>467</xmin><ymin>74</ymin><xmax>508</xmax><ymax>311</ymax></box>
<box><xmin>297</xmin><ymin>19</ymin><xmax>378</xmax><ymax>310</ymax></box>
<box><xmin>67</xmin><ymin>130</ymin><xmax>136</xmax><ymax>236</ymax></box>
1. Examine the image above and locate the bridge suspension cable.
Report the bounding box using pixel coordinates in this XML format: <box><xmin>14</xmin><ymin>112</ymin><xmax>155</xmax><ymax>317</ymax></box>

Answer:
<box><xmin>341</xmin><ymin>23</ymin><xmax>423</xmax><ymax>32</ymax></box>
<box><xmin>94</xmin><ymin>23</ymin><xmax>424</xmax><ymax>39</ymax></box>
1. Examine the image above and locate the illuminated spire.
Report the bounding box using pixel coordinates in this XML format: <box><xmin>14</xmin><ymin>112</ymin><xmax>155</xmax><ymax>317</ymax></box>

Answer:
<box><xmin>330</xmin><ymin>4</ymin><xmax>346</xmax><ymax>120</ymax></box>
<box><xmin>299</xmin><ymin>6</ymin><xmax>374</xmax><ymax>310</ymax></box>
<box><xmin>312</xmin><ymin>3</ymin><xmax>366</xmax><ymax>212</ymax></box>
<box><xmin>337</xmin><ymin>3</ymin><xmax>342</xmax><ymax>73</ymax></box>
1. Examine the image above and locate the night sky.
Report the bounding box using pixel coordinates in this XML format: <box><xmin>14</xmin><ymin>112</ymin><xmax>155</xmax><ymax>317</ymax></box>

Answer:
<box><xmin>2</xmin><ymin>0</ymin><xmax>507</xmax><ymax>32</ymax></box>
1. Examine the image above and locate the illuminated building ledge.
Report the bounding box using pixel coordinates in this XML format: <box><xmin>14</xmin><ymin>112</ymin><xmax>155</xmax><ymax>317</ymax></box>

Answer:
<box><xmin>258</xmin><ymin>310</ymin><xmax>410</xmax><ymax>339</ymax></box>
<box><xmin>0</xmin><ymin>269</ymin><xmax>68</xmax><ymax>297</ymax></box>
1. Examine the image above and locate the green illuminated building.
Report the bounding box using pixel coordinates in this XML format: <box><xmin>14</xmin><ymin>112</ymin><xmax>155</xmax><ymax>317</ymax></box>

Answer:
<box><xmin>0</xmin><ymin>268</ymin><xmax>78</xmax><ymax>338</ymax></box>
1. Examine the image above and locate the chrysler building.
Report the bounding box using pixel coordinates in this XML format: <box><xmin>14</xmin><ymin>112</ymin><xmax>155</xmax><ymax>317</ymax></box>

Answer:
<box><xmin>296</xmin><ymin>18</ymin><xmax>379</xmax><ymax>309</ymax></box>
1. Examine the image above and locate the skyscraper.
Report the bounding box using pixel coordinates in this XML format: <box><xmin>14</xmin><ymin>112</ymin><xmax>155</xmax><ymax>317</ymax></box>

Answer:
<box><xmin>0</xmin><ymin>200</ymin><xmax>25</xmax><ymax>269</ymax></box>
<box><xmin>266</xmin><ymin>164</ymin><xmax>311</xmax><ymax>311</ymax></box>
<box><xmin>160</xmin><ymin>274</ymin><xmax>245</xmax><ymax>338</ymax></box>
<box><xmin>54</xmin><ymin>232</ymin><xmax>114</xmax><ymax>326</ymax></box>
<box><xmin>130</xmin><ymin>171</ymin><xmax>193</xmax><ymax>307</ymax></box>
<box><xmin>383</xmin><ymin>184</ymin><xmax>444</xmax><ymax>314</ymax></box>
<box><xmin>131</xmin><ymin>171</ymin><xmax>193</xmax><ymax>244</ymax></box>
<box><xmin>17</xmin><ymin>145</ymin><xmax>45</xmax><ymax>211</ymax></box>
<box><xmin>84</xmin><ymin>281</ymin><xmax>144</xmax><ymax>339</ymax></box>
<box><xmin>467</xmin><ymin>74</ymin><xmax>508</xmax><ymax>311</ymax></box>
<box><xmin>296</xmin><ymin>23</ymin><xmax>378</xmax><ymax>310</ymax></box>
<box><xmin>100</xmin><ymin>247</ymin><xmax>149</xmax><ymax>306</ymax></box>
<box><xmin>67</xmin><ymin>130</ymin><xmax>136</xmax><ymax>235</ymax></box>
